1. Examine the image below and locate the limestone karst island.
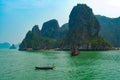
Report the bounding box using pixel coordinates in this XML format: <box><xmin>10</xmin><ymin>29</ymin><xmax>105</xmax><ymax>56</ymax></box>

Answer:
<box><xmin>19</xmin><ymin>4</ymin><xmax>112</xmax><ymax>51</ymax></box>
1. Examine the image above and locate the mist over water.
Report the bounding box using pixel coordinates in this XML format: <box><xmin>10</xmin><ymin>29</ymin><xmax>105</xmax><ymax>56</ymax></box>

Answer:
<box><xmin>0</xmin><ymin>49</ymin><xmax>120</xmax><ymax>80</ymax></box>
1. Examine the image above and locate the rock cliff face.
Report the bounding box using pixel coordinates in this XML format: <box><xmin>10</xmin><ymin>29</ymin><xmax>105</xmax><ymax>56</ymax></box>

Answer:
<box><xmin>96</xmin><ymin>15</ymin><xmax>120</xmax><ymax>47</ymax></box>
<box><xmin>19</xmin><ymin>25</ymin><xmax>42</xmax><ymax>50</ymax></box>
<box><xmin>41</xmin><ymin>19</ymin><xmax>60</xmax><ymax>39</ymax></box>
<box><xmin>60</xmin><ymin>23</ymin><xmax>69</xmax><ymax>37</ymax></box>
<box><xmin>64</xmin><ymin>4</ymin><xmax>111</xmax><ymax>49</ymax></box>
<box><xmin>32</xmin><ymin>25</ymin><xmax>41</xmax><ymax>35</ymax></box>
<box><xmin>19</xmin><ymin>23</ymin><xmax>59</xmax><ymax>50</ymax></box>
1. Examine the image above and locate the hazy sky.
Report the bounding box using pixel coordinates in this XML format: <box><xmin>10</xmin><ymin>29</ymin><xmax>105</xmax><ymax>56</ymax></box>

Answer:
<box><xmin>0</xmin><ymin>0</ymin><xmax>120</xmax><ymax>44</ymax></box>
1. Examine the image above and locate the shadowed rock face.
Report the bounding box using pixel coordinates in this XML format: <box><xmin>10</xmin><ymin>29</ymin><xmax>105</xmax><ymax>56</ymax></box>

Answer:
<box><xmin>66</xmin><ymin>4</ymin><xmax>100</xmax><ymax>46</ymax></box>
<box><xmin>96</xmin><ymin>15</ymin><xmax>120</xmax><ymax>47</ymax></box>
<box><xmin>41</xmin><ymin>19</ymin><xmax>60</xmax><ymax>39</ymax></box>
<box><xmin>19</xmin><ymin>20</ymin><xmax>60</xmax><ymax>50</ymax></box>
<box><xmin>69</xmin><ymin>4</ymin><xmax>100</xmax><ymax>37</ymax></box>
<box><xmin>60</xmin><ymin>23</ymin><xmax>69</xmax><ymax>37</ymax></box>
<box><xmin>19</xmin><ymin>25</ymin><xmax>42</xmax><ymax>50</ymax></box>
<box><xmin>32</xmin><ymin>25</ymin><xmax>41</xmax><ymax>35</ymax></box>
<box><xmin>64</xmin><ymin>4</ymin><xmax>110</xmax><ymax>49</ymax></box>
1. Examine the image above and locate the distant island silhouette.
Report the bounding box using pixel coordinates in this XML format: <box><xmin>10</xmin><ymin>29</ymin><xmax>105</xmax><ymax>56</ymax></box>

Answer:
<box><xmin>9</xmin><ymin>44</ymin><xmax>16</xmax><ymax>49</ymax></box>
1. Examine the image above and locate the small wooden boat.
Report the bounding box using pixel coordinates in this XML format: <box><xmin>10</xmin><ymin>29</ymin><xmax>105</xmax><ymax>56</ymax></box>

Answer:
<box><xmin>71</xmin><ymin>49</ymin><xmax>80</xmax><ymax>56</ymax></box>
<box><xmin>35</xmin><ymin>66</ymin><xmax>55</xmax><ymax>70</ymax></box>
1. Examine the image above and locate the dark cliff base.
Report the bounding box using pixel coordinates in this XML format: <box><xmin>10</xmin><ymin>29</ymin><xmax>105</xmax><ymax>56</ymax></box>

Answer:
<box><xmin>61</xmin><ymin>49</ymin><xmax>118</xmax><ymax>51</ymax></box>
<box><xmin>19</xmin><ymin>47</ymin><xmax>120</xmax><ymax>51</ymax></box>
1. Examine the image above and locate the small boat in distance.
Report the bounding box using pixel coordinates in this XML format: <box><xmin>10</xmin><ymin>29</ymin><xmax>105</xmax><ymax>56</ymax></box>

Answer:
<box><xmin>35</xmin><ymin>66</ymin><xmax>55</xmax><ymax>70</ymax></box>
<box><xmin>71</xmin><ymin>48</ymin><xmax>80</xmax><ymax>56</ymax></box>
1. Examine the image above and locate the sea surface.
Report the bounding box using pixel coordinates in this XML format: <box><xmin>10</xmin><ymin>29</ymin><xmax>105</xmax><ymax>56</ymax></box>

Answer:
<box><xmin>0</xmin><ymin>49</ymin><xmax>120</xmax><ymax>80</ymax></box>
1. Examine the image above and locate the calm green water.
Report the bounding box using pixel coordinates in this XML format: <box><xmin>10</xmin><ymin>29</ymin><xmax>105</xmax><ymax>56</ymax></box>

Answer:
<box><xmin>0</xmin><ymin>49</ymin><xmax>120</xmax><ymax>80</ymax></box>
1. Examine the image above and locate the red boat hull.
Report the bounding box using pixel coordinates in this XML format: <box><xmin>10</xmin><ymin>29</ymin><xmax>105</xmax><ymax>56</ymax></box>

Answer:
<box><xmin>71</xmin><ymin>50</ymin><xmax>80</xmax><ymax>56</ymax></box>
